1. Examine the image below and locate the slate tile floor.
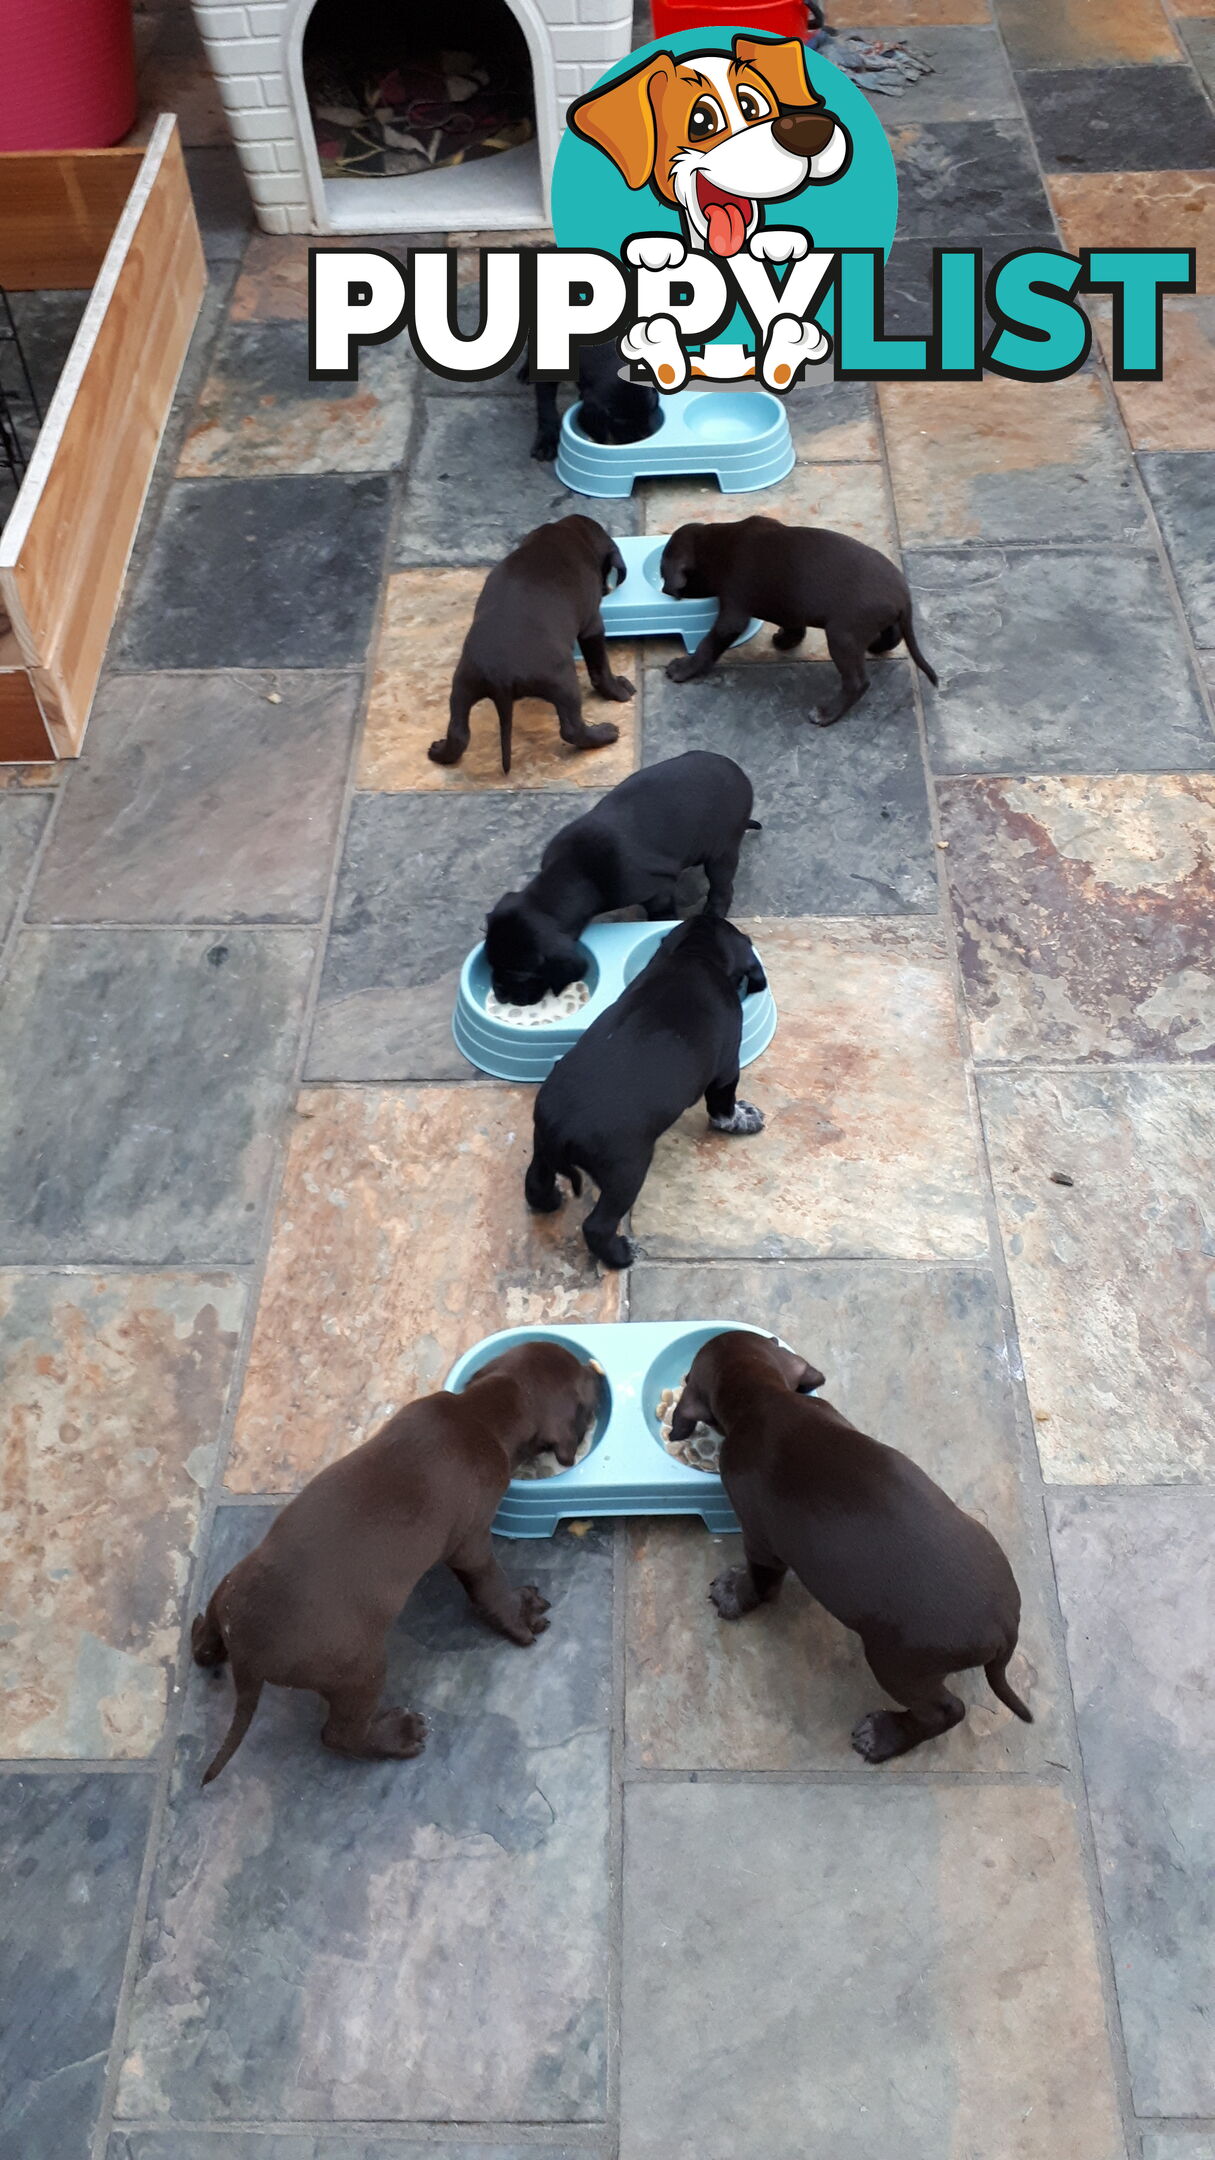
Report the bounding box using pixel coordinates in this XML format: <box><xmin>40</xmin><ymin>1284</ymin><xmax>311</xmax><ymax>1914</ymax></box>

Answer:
<box><xmin>1</xmin><ymin>4</ymin><xmax>1213</xmax><ymax>2155</ymax></box>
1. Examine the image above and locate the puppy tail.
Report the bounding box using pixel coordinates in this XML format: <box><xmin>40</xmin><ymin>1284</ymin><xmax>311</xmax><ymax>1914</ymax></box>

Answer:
<box><xmin>901</xmin><ymin>608</ymin><xmax>939</xmax><ymax>690</ymax></box>
<box><xmin>495</xmin><ymin>695</ymin><xmax>513</xmax><ymax>776</ymax></box>
<box><xmin>201</xmin><ymin>1671</ymin><xmax>264</xmax><ymax>1786</ymax></box>
<box><xmin>745</xmin><ymin>819</ymin><xmax>762</xmax><ymax>832</ymax></box>
<box><xmin>985</xmin><ymin>1655</ymin><xmax>1033</xmax><ymax>1724</ymax></box>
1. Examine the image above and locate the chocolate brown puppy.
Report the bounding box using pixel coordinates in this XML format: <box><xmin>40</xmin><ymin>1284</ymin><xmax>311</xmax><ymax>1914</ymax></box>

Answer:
<box><xmin>191</xmin><ymin>1342</ymin><xmax>603</xmax><ymax>1784</ymax></box>
<box><xmin>672</xmin><ymin>1332</ymin><xmax>1032</xmax><ymax>1761</ymax></box>
<box><xmin>429</xmin><ymin>514</ymin><xmax>634</xmax><ymax>776</ymax></box>
<box><xmin>660</xmin><ymin>514</ymin><xmax>938</xmax><ymax>725</ymax></box>
<box><xmin>525</xmin><ymin>914</ymin><xmax>767</xmax><ymax>1270</ymax></box>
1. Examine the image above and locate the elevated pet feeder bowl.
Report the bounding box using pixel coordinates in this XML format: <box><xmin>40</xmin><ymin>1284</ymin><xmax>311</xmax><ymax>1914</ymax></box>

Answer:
<box><xmin>556</xmin><ymin>388</ymin><xmax>794</xmax><ymax>499</ymax></box>
<box><xmin>453</xmin><ymin>918</ymin><xmax>778</xmax><ymax>1082</ymax></box>
<box><xmin>600</xmin><ymin>535</ymin><xmax>762</xmax><ymax>653</ymax></box>
<box><xmin>446</xmin><ymin>1319</ymin><xmax>812</xmax><ymax>1536</ymax></box>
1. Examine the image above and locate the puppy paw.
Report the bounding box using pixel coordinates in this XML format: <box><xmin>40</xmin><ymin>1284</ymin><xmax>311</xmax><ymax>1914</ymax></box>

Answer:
<box><xmin>850</xmin><ymin>1710</ymin><xmax>907</xmax><ymax>1764</ymax></box>
<box><xmin>621</xmin><ymin>314</ymin><xmax>689</xmax><ymax>391</ymax></box>
<box><xmin>427</xmin><ymin>738</ymin><xmax>463</xmax><ymax>766</ymax></box>
<box><xmin>512</xmin><ymin>1585</ymin><xmax>552</xmax><ymax>1643</ymax></box>
<box><xmin>606</xmin><ymin>674</ymin><xmax>635</xmax><ymax>703</ymax></box>
<box><xmin>577</xmin><ymin>720</ymin><xmax>621</xmax><ymax>750</ymax></box>
<box><xmin>810</xmin><ymin>707</ymin><xmax>843</xmax><ymax>728</ymax></box>
<box><xmin>665</xmin><ymin>653</ymin><xmax>700</xmax><ymax>683</ymax></box>
<box><xmin>762</xmin><ymin>313</ymin><xmax>831</xmax><ymax>391</ymax></box>
<box><xmin>710</xmin><ymin>1099</ymin><xmax>765</xmax><ymax>1136</ymax></box>
<box><xmin>709</xmin><ymin>1567</ymin><xmax>760</xmax><ymax>1621</ymax></box>
<box><xmin>589</xmin><ymin>1234</ymin><xmax>634</xmax><ymax>1271</ymax></box>
<box><xmin>749</xmin><ymin>228</ymin><xmax>809</xmax><ymax>265</ymax></box>
<box><xmin>626</xmin><ymin>234</ymin><xmax>687</xmax><ymax>271</ymax></box>
<box><xmin>531</xmin><ymin>427</ymin><xmax>560</xmax><ymax>462</ymax></box>
<box><xmin>369</xmin><ymin>1707</ymin><xmax>428</xmax><ymax>1759</ymax></box>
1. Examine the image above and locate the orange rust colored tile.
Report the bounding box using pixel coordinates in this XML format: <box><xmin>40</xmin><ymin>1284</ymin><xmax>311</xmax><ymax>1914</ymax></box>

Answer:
<box><xmin>1049</xmin><ymin>171</ymin><xmax>1215</xmax><ymax>294</ymax></box>
<box><xmin>226</xmin><ymin>1085</ymin><xmax>623</xmax><ymax>1492</ymax></box>
<box><xmin>359</xmin><ymin>568</ymin><xmax>638</xmax><ymax>791</ymax></box>
<box><xmin>1092</xmin><ymin>296</ymin><xmax>1215</xmax><ymax>449</ymax></box>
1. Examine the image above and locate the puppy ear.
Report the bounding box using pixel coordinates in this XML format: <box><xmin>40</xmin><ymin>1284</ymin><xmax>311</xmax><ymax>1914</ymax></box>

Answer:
<box><xmin>568</xmin><ymin>54</ymin><xmax>675</xmax><ymax>188</ymax></box>
<box><xmin>669</xmin><ymin>1377</ymin><xmax>712</xmax><ymax>1443</ymax></box>
<box><xmin>733</xmin><ymin>34</ymin><xmax>819</xmax><ymax>109</ymax></box>
<box><xmin>769</xmin><ymin>1336</ymin><xmax>824</xmax><ymax>1393</ymax></box>
<box><xmin>660</xmin><ymin>541</ymin><xmax>687</xmax><ymax>596</ymax></box>
<box><xmin>744</xmin><ymin>956</ymin><xmax>767</xmax><ymax>997</ymax></box>
<box><xmin>604</xmin><ymin>541</ymin><xmax>628</xmax><ymax>594</ymax></box>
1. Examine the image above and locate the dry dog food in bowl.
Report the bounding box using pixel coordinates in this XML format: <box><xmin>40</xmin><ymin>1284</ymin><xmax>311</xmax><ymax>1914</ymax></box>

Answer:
<box><xmin>656</xmin><ymin>1377</ymin><xmax>722</xmax><ymax>1473</ymax></box>
<box><xmin>484</xmin><ymin>981</ymin><xmax>591</xmax><ymax>1027</ymax></box>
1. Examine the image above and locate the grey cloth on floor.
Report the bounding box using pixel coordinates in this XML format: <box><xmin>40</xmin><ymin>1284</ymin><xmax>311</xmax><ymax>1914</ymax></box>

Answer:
<box><xmin>809</xmin><ymin>27</ymin><xmax>934</xmax><ymax>93</ymax></box>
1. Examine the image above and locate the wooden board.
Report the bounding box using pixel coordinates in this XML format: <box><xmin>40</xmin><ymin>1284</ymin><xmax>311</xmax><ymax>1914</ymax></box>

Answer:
<box><xmin>0</xmin><ymin>119</ymin><xmax>206</xmax><ymax>754</ymax></box>
<box><xmin>0</xmin><ymin>147</ymin><xmax>144</xmax><ymax>290</ymax></box>
<box><xmin>0</xmin><ymin>667</ymin><xmax>55</xmax><ymax>760</ymax></box>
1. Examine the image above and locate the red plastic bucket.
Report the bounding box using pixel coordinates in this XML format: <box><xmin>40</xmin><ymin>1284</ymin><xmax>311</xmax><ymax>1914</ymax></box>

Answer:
<box><xmin>651</xmin><ymin>0</ymin><xmax>811</xmax><ymax>37</ymax></box>
<box><xmin>0</xmin><ymin>0</ymin><xmax>138</xmax><ymax>152</ymax></box>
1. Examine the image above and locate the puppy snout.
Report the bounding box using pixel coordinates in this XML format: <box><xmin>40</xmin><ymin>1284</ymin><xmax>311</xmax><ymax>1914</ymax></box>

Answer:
<box><xmin>773</xmin><ymin>110</ymin><xmax>838</xmax><ymax>158</ymax></box>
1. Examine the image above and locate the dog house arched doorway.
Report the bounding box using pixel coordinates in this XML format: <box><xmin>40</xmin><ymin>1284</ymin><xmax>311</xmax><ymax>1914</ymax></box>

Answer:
<box><xmin>189</xmin><ymin>0</ymin><xmax>634</xmax><ymax>235</ymax></box>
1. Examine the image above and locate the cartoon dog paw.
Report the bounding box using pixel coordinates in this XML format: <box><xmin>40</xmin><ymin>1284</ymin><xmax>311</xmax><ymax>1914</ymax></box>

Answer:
<box><xmin>749</xmin><ymin>228</ymin><xmax>810</xmax><ymax>265</ymax></box>
<box><xmin>621</xmin><ymin>314</ymin><xmax>689</xmax><ymax>390</ymax></box>
<box><xmin>625</xmin><ymin>234</ymin><xmax>688</xmax><ymax>272</ymax></box>
<box><xmin>761</xmin><ymin>313</ymin><xmax>831</xmax><ymax>390</ymax></box>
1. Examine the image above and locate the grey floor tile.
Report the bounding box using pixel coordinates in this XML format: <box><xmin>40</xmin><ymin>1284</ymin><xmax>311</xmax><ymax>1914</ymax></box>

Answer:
<box><xmin>1017</xmin><ymin>64</ymin><xmax>1215</xmax><ymax>171</ymax></box>
<box><xmin>980</xmin><ymin>1068</ymin><xmax>1215</xmax><ymax>1481</ymax></box>
<box><xmin>308</xmin><ymin>790</ymin><xmax>578</xmax><ymax>1079</ymax></box>
<box><xmin>0</xmin><ymin>794</ymin><xmax>48</xmax><ymax>940</ymax></box>
<box><xmin>620</xmin><ymin>1782</ymin><xmax>1123</xmax><ymax>2160</ymax></box>
<box><xmin>394</xmin><ymin>398</ymin><xmax>640</xmax><ymax>566</ymax></box>
<box><xmin>627</xmin><ymin>1261</ymin><xmax>1063</xmax><ymax>1771</ymax></box>
<box><xmin>861</xmin><ymin>26</ymin><xmax>1021</xmax><ymax>117</ymax></box>
<box><xmin>117</xmin><ymin>1507</ymin><xmax>612</xmax><ymax>2124</ymax></box>
<box><xmin>1140</xmin><ymin>450</ymin><xmax>1215</xmax><ymax>647</ymax></box>
<box><xmin>178</xmin><ymin>321</ymin><xmax>417</xmax><ymax>478</ymax></box>
<box><xmin>1179</xmin><ymin>17</ymin><xmax>1215</xmax><ymax>99</ymax></box>
<box><xmin>888</xmin><ymin>119</ymin><xmax>1056</xmax><ymax>240</ymax></box>
<box><xmin>117</xmin><ymin>476</ymin><xmax>391</xmax><ymax>670</ymax></box>
<box><xmin>1141</xmin><ymin>2140</ymin><xmax>1215</xmax><ymax>2160</ymax></box>
<box><xmin>642</xmin><ymin>660</ymin><xmax>937</xmax><ymax>914</ymax></box>
<box><xmin>0</xmin><ymin>1771</ymin><xmax>153</xmax><ymax>2160</ymax></box>
<box><xmin>184</xmin><ymin>145</ymin><xmax>254</xmax><ymax>264</ymax></box>
<box><xmin>911</xmin><ymin>545</ymin><xmax>1215</xmax><ymax>771</ymax></box>
<box><xmin>0</xmin><ymin>928</ymin><xmax>313</xmax><ymax>1263</ymax></box>
<box><xmin>1048</xmin><ymin>1490</ymin><xmax>1215</xmax><ymax>2116</ymax></box>
<box><xmin>29</xmin><ymin>671</ymin><xmax>359</xmax><ymax>925</ymax></box>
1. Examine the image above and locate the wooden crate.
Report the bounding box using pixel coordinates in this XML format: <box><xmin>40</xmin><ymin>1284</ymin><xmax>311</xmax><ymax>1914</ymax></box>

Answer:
<box><xmin>0</xmin><ymin>119</ymin><xmax>206</xmax><ymax>759</ymax></box>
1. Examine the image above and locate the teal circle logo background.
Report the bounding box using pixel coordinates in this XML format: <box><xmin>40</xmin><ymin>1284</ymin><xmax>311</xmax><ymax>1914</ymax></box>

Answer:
<box><xmin>551</xmin><ymin>28</ymin><xmax>899</xmax><ymax>320</ymax></box>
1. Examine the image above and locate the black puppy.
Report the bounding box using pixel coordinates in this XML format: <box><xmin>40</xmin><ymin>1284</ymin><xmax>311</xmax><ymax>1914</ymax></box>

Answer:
<box><xmin>428</xmin><ymin>515</ymin><xmax>634</xmax><ymax>776</ymax></box>
<box><xmin>525</xmin><ymin>914</ymin><xmax>767</xmax><ymax>1269</ymax></box>
<box><xmin>484</xmin><ymin>750</ymin><xmax>758</xmax><ymax>1006</ymax></box>
<box><xmin>528</xmin><ymin>340</ymin><xmax>661</xmax><ymax>462</ymax></box>
<box><xmin>660</xmin><ymin>515</ymin><xmax>938</xmax><ymax>725</ymax></box>
<box><xmin>672</xmin><ymin>1332</ymin><xmax>1033</xmax><ymax>1762</ymax></box>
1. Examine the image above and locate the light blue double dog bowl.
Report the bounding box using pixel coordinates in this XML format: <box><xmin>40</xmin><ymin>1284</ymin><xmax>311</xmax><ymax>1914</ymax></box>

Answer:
<box><xmin>600</xmin><ymin>535</ymin><xmax>762</xmax><ymax>654</ymax></box>
<box><xmin>453</xmin><ymin>918</ymin><xmax>777</xmax><ymax>1083</ymax></box>
<box><xmin>446</xmin><ymin>1319</ymin><xmax>806</xmax><ymax>1536</ymax></box>
<box><xmin>557</xmin><ymin>387</ymin><xmax>794</xmax><ymax>499</ymax></box>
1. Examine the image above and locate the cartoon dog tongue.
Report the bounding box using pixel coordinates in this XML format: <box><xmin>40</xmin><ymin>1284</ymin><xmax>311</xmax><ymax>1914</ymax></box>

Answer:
<box><xmin>705</xmin><ymin>197</ymin><xmax>748</xmax><ymax>255</ymax></box>
<box><xmin>696</xmin><ymin>180</ymin><xmax>751</xmax><ymax>256</ymax></box>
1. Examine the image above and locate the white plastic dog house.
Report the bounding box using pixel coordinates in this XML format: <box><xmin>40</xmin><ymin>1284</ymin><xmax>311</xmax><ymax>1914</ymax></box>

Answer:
<box><xmin>190</xmin><ymin>0</ymin><xmax>635</xmax><ymax>233</ymax></box>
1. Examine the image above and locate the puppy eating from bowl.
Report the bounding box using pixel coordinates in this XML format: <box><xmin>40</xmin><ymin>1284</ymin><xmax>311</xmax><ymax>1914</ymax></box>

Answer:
<box><xmin>484</xmin><ymin>749</ymin><xmax>758</xmax><ymax>1009</ymax></box>
<box><xmin>660</xmin><ymin>515</ymin><xmax>938</xmax><ymax>725</ymax></box>
<box><xmin>524</xmin><ymin>913</ymin><xmax>767</xmax><ymax>1269</ymax></box>
<box><xmin>671</xmin><ymin>1331</ymin><xmax>1033</xmax><ymax>1761</ymax></box>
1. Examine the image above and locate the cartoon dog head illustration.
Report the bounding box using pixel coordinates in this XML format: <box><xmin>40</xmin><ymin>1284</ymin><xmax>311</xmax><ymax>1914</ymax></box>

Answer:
<box><xmin>568</xmin><ymin>34</ymin><xmax>851</xmax><ymax>258</ymax></box>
